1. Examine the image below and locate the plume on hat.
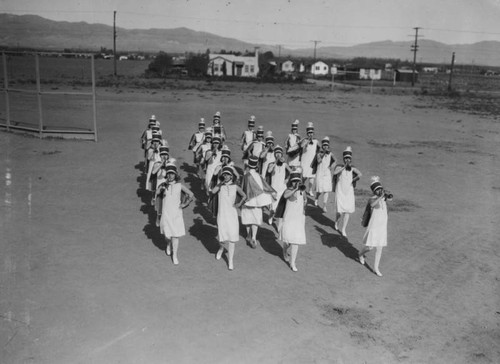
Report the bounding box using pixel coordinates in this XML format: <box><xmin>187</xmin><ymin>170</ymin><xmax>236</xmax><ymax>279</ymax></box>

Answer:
<box><xmin>370</xmin><ymin>176</ymin><xmax>383</xmax><ymax>192</ymax></box>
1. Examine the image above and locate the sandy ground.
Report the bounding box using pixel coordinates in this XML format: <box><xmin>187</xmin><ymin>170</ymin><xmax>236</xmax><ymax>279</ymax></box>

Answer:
<box><xmin>1</xmin><ymin>85</ymin><xmax>499</xmax><ymax>364</ymax></box>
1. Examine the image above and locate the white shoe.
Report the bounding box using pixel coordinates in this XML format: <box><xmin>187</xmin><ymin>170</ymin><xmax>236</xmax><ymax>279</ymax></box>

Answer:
<box><xmin>228</xmin><ymin>262</ymin><xmax>234</xmax><ymax>271</ymax></box>
<box><xmin>291</xmin><ymin>265</ymin><xmax>298</xmax><ymax>272</ymax></box>
<box><xmin>359</xmin><ymin>255</ymin><xmax>365</xmax><ymax>265</ymax></box>
<box><xmin>172</xmin><ymin>256</ymin><xmax>179</xmax><ymax>265</ymax></box>
<box><xmin>375</xmin><ymin>270</ymin><xmax>383</xmax><ymax>277</ymax></box>
<box><xmin>166</xmin><ymin>244</ymin><xmax>171</xmax><ymax>256</ymax></box>
<box><xmin>216</xmin><ymin>248</ymin><xmax>224</xmax><ymax>260</ymax></box>
<box><xmin>314</xmin><ymin>199</ymin><xmax>318</xmax><ymax>207</ymax></box>
<box><xmin>341</xmin><ymin>230</ymin><xmax>347</xmax><ymax>238</ymax></box>
<box><xmin>322</xmin><ymin>206</ymin><xmax>327</xmax><ymax>213</ymax></box>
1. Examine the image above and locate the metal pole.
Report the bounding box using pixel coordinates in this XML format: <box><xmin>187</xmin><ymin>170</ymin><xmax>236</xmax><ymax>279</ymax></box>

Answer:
<box><xmin>91</xmin><ymin>54</ymin><xmax>98</xmax><ymax>142</ymax></box>
<box><xmin>411</xmin><ymin>27</ymin><xmax>420</xmax><ymax>87</ymax></box>
<box><xmin>3</xmin><ymin>52</ymin><xmax>10</xmax><ymax>131</ymax></box>
<box><xmin>448</xmin><ymin>52</ymin><xmax>456</xmax><ymax>92</ymax></box>
<box><xmin>35</xmin><ymin>53</ymin><xmax>43</xmax><ymax>138</ymax></box>
<box><xmin>113</xmin><ymin>10</ymin><xmax>117</xmax><ymax>77</ymax></box>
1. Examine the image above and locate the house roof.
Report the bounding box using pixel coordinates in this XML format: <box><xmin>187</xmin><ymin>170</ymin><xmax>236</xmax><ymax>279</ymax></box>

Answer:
<box><xmin>396</xmin><ymin>69</ymin><xmax>419</xmax><ymax>74</ymax></box>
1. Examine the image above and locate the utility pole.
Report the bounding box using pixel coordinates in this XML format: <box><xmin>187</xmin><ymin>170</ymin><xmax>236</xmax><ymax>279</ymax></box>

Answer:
<box><xmin>311</xmin><ymin>40</ymin><xmax>321</xmax><ymax>62</ymax></box>
<box><xmin>113</xmin><ymin>10</ymin><xmax>117</xmax><ymax>77</ymax></box>
<box><xmin>448</xmin><ymin>52</ymin><xmax>455</xmax><ymax>92</ymax></box>
<box><xmin>277</xmin><ymin>44</ymin><xmax>282</xmax><ymax>58</ymax></box>
<box><xmin>410</xmin><ymin>27</ymin><xmax>421</xmax><ymax>87</ymax></box>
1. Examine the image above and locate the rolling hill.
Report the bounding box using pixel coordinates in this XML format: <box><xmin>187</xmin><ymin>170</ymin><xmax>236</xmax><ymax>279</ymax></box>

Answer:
<box><xmin>1</xmin><ymin>13</ymin><xmax>499</xmax><ymax>67</ymax></box>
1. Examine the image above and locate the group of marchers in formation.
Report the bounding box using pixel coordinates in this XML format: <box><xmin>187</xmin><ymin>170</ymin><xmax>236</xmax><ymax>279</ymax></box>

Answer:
<box><xmin>140</xmin><ymin>112</ymin><xmax>392</xmax><ymax>275</ymax></box>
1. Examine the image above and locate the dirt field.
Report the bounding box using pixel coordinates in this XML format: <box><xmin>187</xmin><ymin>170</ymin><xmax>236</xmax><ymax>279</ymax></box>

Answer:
<box><xmin>1</xmin><ymin>82</ymin><xmax>499</xmax><ymax>364</ymax></box>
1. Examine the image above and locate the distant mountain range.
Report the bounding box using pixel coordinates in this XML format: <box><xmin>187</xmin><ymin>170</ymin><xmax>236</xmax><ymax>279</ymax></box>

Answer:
<box><xmin>1</xmin><ymin>13</ymin><xmax>499</xmax><ymax>67</ymax></box>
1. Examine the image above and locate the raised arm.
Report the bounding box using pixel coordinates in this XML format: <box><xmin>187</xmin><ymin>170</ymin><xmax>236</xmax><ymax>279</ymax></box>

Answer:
<box><xmin>180</xmin><ymin>184</ymin><xmax>195</xmax><ymax>208</ymax></box>
<box><xmin>352</xmin><ymin>167</ymin><xmax>362</xmax><ymax>184</ymax></box>
<box><xmin>333</xmin><ymin>164</ymin><xmax>345</xmax><ymax>176</ymax></box>
<box><xmin>235</xmin><ymin>186</ymin><xmax>247</xmax><ymax>208</ymax></box>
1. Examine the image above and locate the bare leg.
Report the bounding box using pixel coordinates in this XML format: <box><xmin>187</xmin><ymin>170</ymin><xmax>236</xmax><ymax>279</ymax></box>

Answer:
<box><xmin>171</xmin><ymin>237</ymin><xmax>179</xmax><ymax>265</ymax></box>
<box><xmin>227</xmin><ymin>242</ymin><xmax>235</xmax><ymax>270</ymax></box>
<box><xmin>165</xmin><ymin>238</ymin><xmax>172</xmax><ymax>256</ymax></box>
<box><xmin>374</xmin><ymin>247</ymin><xmax>383</xmax><ymax>276</ymax></box>
<box><xmin>251</xmin><ymin>225</ymin><xmax>258</xmax><ymax>247</ymax></box>
<box><xmin>315</xmin><ymin>192</ymin><xmax>321</xmax><ymax>206</ymax></box>
<box><xmin>358</xmin><ymin>246</ymin><xmax>372</xmax><ymax>264</ymax></box>
<box><xmin>322</xmin><ymin>192</ymin><xmax>329</xmax><ymax>212</ymax></box>
<box><xmin>341</xmin><ymin>213</ymin><xmax>350</xmax><ymax>237</ymax></box>
<box><xmin>290</xmin><ymin>244</ymin><xmax>299</xmax><ymax>271</ymax></box>
<box><xmin>334</xmin><ymin>212</ymin><xmax>340</xmax><ymax>231</ymax></box>
<box><xmin>216</xmin><ymin>242</ymin><xmax>224</xmax><ymax>260</ymax></box>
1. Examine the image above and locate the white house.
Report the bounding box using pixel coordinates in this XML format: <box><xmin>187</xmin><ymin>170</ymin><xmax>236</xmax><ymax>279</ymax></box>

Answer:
<box><xmin>207</xmin><ymin>51</ymin><xmax>259</xmax><ymax>77</ymax></box>
<box><xmin>422</xmin><ymin>67</ymin><xmax>438</xmax><ymax>73</ymax></box>
<box><xmin>311</xmin><ymin>61</ymin><xmax>329</xmax><ymax>76</ymax></box>
<box><xmin>281</xmin><ymin>60</ymin><xmax>295</xmax><ymax>73</ymax></box>
<box><xmin>359</xmin><ymin>68</ymin><xmax>382</xmax><ymax>80</ymax></box>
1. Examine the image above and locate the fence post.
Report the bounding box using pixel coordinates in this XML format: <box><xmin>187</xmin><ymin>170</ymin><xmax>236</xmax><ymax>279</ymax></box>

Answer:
<box><xmin>91</xmin><ymin>55</ymin><xmax>98</xmax><ymax>142</ymax></box>
<box><xmin>2</xmin><ymin>52</ymin><xmax>10</xmax><ymax>131</ymax></box>
<box><xmin>35</xmin><ymin>53</ymin><xmax>43</xmax><ymax>138</ymax></box>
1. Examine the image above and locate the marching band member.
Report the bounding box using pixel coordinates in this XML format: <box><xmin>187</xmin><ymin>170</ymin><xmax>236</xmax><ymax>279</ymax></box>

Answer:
<box><xmin>333</xmin><ymin>146</ymin><xmax>362</xmax><ymax>238</ymax></box>
<box><xmin>276</xmin><ymin>169</ymin><xmax>308</xmax><ymax>272</ymax></box>
<box><xmin>285</xmin><ymin>119</ymin><xmax>302</xmax><ymax>168</ymax></box>
<box><xmin>240</xmin><ymin>156</ymin><xmax>276</xmax><ymax>249</ymax></box>
<box><xmin>241</xmin><ymin>115</ymin><xmax>256</xmax><ymax>164</ymax></box>
<box><xmin>156</xmin><ymin>163</ymin><xmax>194</xmax><ymax>265</ymax></box>
<box><xmin>152</xmin><ymin>145</ymin><xmax>176</xmax><ymax>214</ymax></box>
<box><xmin>244</xmin><ymin>125</ymin><xmax>265</xmax><ymax>161</ymax></box>
<box><xmin>260</xmin><ymin>131</ymin><xmax>276</xmax><ymax>178</ymax></box>
<box><xmin>358</xmin><ymin>176</ymin><xmax>392</xmax><ymax>277</ymax></box>
<box><xmin>211</xmin><ymin>146</ymin><xmax>240</xmax><ymax>189</ymax></box>
<box><xmin>299</xmin><ymin>122</ymin><xmax>319</xmax><ymax>197</ymax></box>
<box><xmin>211</xmin><ymin>166</ymin><xmax>247</xmax><ymax>271</ymax></box>
<box><xmin>145</xmin><ymin>134</ymin><xmax>162</xmax><ymax>193</ymax></box>
<box><xmin>266</xmin><ymin>145</ymin><xmax>291</xmax><ymax>228</ymax></box>
<box><xmin>196</xmin><ymin>127</ymin><xmax>213</xmax><ymax>184</ymax></box>
<box><xmin>212</xmin><ymin>111</ymin><xmax>227</xmax><ymax>142</ymax></box>
<box><xmin>188</xmin><ymin>118</ymin><xmax>206</xmax><ymax>165</ymax></box>
<box><xmin>140</xmin><ymin>115</ymin><xmax>158</xmax><ymax>154</ymax></box>
<box><xmin>204</xmin><ymin>134</ymin><xmax>224</xmax><ymax>194</ymax></box>
<box><xmin>313</xmin><ymin>136</ymin><xmax>336</xmax><ymax>212</ymax></box>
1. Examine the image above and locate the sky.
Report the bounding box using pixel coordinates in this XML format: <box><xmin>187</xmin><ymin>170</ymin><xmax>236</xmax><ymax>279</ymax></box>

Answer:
<box><xmin>2</xmin><ymin>0</ymin><xmax>500</xmax><ymax>48</ymax></box>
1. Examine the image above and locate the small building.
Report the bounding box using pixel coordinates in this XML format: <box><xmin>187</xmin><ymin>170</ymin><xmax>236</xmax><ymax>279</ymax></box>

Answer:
<box><xmin>207</xmin><ymin>51</ymin><xmax>259</xmax><ymax>77</ymax></box>
<box><xmin>359</xmin><ymin>68</ymin><xmax>382</xmax><ymax>80</ymax></box>
<box><xmin>422</xmin><ymin>67</ymin><xmax>438</xmax><ymax>73</ymax></box>
<box><xmin>281</xmin><ymin>60</ymin><xmax>295</xmax><ymax>73</ymax></box>
<box><xmin>310</xmin><ymin>61</ymin><xmax>329</xmax><ymax>76</ymax></box>
<box><xmin>395</xmin><ymin>69</ymin><xmax>418</xmax><ymax>83</ymax></box>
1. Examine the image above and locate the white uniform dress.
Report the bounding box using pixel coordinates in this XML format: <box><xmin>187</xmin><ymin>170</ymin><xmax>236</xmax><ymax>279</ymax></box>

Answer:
<box><xmin>205</xmin><ymin>150</ymin><xmax>222</xmax><ymax>190</ymax></box>
<box><xmin>242</xmin><ymin>130</ymin><xmax>254</xmax><ymax>152</ymax></box>
<box><xmin>217</xmin><ymin>184</ymin><xmax>240</xmax><ymax>242</ymax></box>
<box><xmin>261</xmin><ymin>152</ymin><xmax>276</xmax><ymax>178</ymax></box>
<box><xmin>241</xmin><ymin>170</ymin><xmax>274</xmax><ymax>225</ymax></box>
<box><xmin>286</xmin><ymin>134</ymin><xmax>301</xmax><ymax>167</ymax></box>
<box><xmin>335</xmin><ymin>168</ymin><xmax>355</xmax><ymax>213</ymax></box>
<box><xmin>280</xmin><ymin>190</ymin><xmax>306</xmax><ymax>245</ymax></box>
<box><xmin>315</xmin><ymin>153</ymin><xmax>334</xmax><ymax>193</ymax></box>
<box><xmin>363</xmin><ymin>198</ymin><xmax>388</xmax><ymax>247</ymax></box>
<box><xmin>160</xmin><ymin>183</ymin><xmax>186</xmax><ymax>238</ymax></box>
<box><xmin>146</xmin><ymin>149</ymin><xmax>161</xmax><ymax>191</ymax></box>
<box><xmin>270</xmin><ymin>163</ymin><xmax>287</xmax><ymax>211</ymax></box>
<box><xmin>301</xmin><ymin>139</ymin><xmax>318</xmax><ymax>178</ymax></box>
